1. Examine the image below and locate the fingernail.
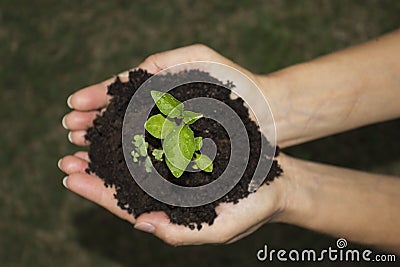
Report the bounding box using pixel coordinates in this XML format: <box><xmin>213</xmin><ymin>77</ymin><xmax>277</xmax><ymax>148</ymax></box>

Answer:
<box><xmin>67</xmin><ymin>95</ymin><xmax>73</xmax><ymax>109</ymax></box>
<box><xmin>62</xmin><ymin>176</ymin><xmax>69</xmax><ymax>189</ymax></box>
<box><xmin>134</xmin><ymin>222</ymin><xmax>155</xmax><ymax>233</ymax></box>
<box><xmin>61</xmin><ymin>115</ymin><xmax>68</xmax><ymax>129</ymax></box>
<box><xmin>57</xmin><ymin>158</ymin><xmax>62</xmax><ymax>170</ymax></box>
<box><xmin>68</xmin><ymin>132</ymin><xmax>73</xmax><ymax>143</ymax></box>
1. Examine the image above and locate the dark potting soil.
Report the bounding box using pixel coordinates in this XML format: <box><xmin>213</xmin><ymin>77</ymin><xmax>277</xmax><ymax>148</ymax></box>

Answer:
<box><xmin>86</xmin><ymin>69</ymin><xmax>282</xmax><ymax>230</ymax></box>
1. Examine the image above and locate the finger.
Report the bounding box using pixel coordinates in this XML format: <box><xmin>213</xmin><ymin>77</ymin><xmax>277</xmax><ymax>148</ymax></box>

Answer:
<box><xmin>64</xmin><ymin>173</ymin><xmax>135</xmax><ymax>224</ymax></box>
<box><xmin>135</xmin><ymin>212</ymin><xmax>199</xmax><ymax>246</ymax></box>
<box><xmin>62</xmin><ymin>111</ymin><xmax>99</xmax><ymax>130</ymax></box>
<box><xmin>68</xmin><ymin>71</ymin><xmax>131</xmax><ymax>111</ymax></box>
<box><xmin>74</xmin><ymin>151</ymin><xmax>90</xmax><ymax>161</ymax></box>
<box><xmin>59</xmin><ymin>155</ymin><xmax>88</xmax><ymax>174</ymax></box>
<box><xmin>117</xmin><ymin>70</ymin><xmax>130</xmax><ymax>81</ymax></box>
<box><xmin>135</xmin><ymin>211</ymin><xmax>228</xmax><ymax>246</ymax></box>
<box><xmin>68</xmin><ymin>78</ymin><xmax>113</xmax><ymax>111</ymax></box>
<box><xmin>68</xmin><ymin>130</ymin><xmax>89</xmax><ymax>146</ymax></box>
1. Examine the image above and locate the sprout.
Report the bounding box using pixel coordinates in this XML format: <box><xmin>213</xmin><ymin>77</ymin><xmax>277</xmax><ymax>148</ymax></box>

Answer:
<box><xmin>131</xmin><ymin>134</ymin><xmax>151</xmax><ymax>173</ymax></box>
<box><xmin>131</xmin><ymin>90</ymin><xmax>213</xmax><ymax>178</ymax></box>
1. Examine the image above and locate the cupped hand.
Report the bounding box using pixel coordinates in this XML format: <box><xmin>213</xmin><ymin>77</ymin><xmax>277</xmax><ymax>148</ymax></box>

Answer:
<box><xmin>60</xmin><ymin>44</ymin><xmax>287</xmax><ymax>245</ymax></box>
<box><xmin>63</xmin><ymin>44</ymin><xmax>262</xmax><ymax>146</ymax></box>
<box><xmin>60</xmin><ymin>152</ymin><xmax>288</xmax><ymax>245</ymax></box>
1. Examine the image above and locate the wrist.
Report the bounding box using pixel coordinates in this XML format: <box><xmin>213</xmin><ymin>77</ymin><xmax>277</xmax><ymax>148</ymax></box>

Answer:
<box><xmin>255</xmin><ymin>66</ymin><xmax>312</xmax><ymax>148</ymax></box>
<box><xmin>269</xmin><ymin>154</ymin><xmax>315</xmax><ymax>226</ymax></box>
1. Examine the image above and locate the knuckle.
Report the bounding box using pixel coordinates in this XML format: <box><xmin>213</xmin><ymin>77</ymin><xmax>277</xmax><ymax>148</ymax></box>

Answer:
<box><xmin>191</xmin><ymin>43</ymin><xmax>213</xmax><ymax>54</ymax></box>
<box><xmin>190</xmin><ymin>44</ymin><xmax>218</xmax><ymax>61</ymax></box>
<box><xmin>191</xmin><ymin>43</ymin><xmax>209</xmax><ymax>51</ymax></box>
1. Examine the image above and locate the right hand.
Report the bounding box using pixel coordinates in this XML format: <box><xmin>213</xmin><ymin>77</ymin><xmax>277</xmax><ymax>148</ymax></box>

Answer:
<box><xmin>63</xmin><ymin>44</ymin><xmax>269</xmax><ymax>147</ymax></box>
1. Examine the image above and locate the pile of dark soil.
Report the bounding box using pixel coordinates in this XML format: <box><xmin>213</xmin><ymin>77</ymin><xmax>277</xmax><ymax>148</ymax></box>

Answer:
<box><xmin>86</xmin><ymin>69</ymin><xmax>282</xmax><ymax>230</ymax></box>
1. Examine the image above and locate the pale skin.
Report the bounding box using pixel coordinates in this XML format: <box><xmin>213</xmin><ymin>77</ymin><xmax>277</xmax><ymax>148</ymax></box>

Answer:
<box><xmin>59</xmin><ymin>30</ymin><xmax>400</xmax><ymax>252</ymax></box>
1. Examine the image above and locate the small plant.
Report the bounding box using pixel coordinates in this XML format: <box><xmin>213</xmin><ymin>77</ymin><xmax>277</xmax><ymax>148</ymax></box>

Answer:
<box><xmin>131</xmin><ymin>90</ymin><xmax>213</xmax><ymax>178</ymax></box>
<box><xmin>131</xmin><ymin>134</ymin><xmax>152</xmax><ymax>173</ymax></box>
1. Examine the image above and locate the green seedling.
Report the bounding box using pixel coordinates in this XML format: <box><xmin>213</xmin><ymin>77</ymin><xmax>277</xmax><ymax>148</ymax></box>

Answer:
<box><xmin>136</xmin><ymin>90</ymin><xmax>213</xmax><ymax>178</ymax></box>
<box><xmin>131</xmin><ymin>134</ymin><xmax>152</xmax><ymax>172</ymax></box>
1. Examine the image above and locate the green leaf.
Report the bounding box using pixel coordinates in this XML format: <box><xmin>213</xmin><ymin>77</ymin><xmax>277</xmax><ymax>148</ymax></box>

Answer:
<box><xmin>165</xmin><ymin>157</ymin><xmax>184</xmax><ymax>178</ymax></box>
<box><xmin>138</xmin><ymin>142</ymin><xmax>148</xmax><ymax>157</ymax></box>
<box><xmin>145</xmin><ymin>114</ymin><xmax>177</xmax><ymax>139</ymax></box>
<box><xmin>145</xmin><ymin>156</ymin><xmax>152</xmax><ymax>173</ymax></box>
<box><xmin>131</xmin><ymin>150</ymin><xmax>139</xmax><ymax>162</ymax></box>
<box><xmin>192</xmin><ymin>164</ymin><xmax>199</xmax><ymax>170</ymax></box>
<box><xmin>182</xmin><ymin>110</ymin><xmax>203</xmax><ymax>124</ymax></box>
<box><xmin>133</xmin><ymin>134</ymin><xmax>145</xmax><ymax>147</ymax></box>
<box><xmin>152</xmin><ymin>148</ymin><xmax>164</xmax><ymax>161</ymax></box>
<box><xmin>194</xmin><ymin>137</ymin><xmax>203</xmax><ymax>151</ymax></box>
<box><xmin>170</xmin><ymin>103</ymin><xmax>184</xmax><ymax>118</ymax></box>
<box><xmin>163</xmin><ymin>125</ymin><xmax>195</xmax><ymax>177</ymax></box>
<box><xmin>194</xmin><ymin>153</ymin><xmax>213</xmax><ymax>172</ymax></box>
<box><xmin>134</xmin><ymin>134</ymin><xmax>142</xmax><ymax>141</ymax></box>
<box><xmin>151</xmin><ymin>90</ymin><xmax>183</xmax><ymax>118</ymax></box>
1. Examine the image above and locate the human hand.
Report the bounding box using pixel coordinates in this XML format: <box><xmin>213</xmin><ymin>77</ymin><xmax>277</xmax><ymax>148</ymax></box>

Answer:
<box><xmin>63</xmin><ymin>44</ymin><xmax>263</xmax><ymax>147</ymax></box>
<box><xmin>61</xmin><ymin>35</ymin><xmax>400</xmax><ymax>249</ymax></box>
<box><xmin>60</xmin><ymin>44</ymin><xmax>288</xmax><ymax>245</ymax></box>
<box><xmin>59</xmin><ymin>151</ymin><xmax>289</xmax><ymax>245</ymax></box>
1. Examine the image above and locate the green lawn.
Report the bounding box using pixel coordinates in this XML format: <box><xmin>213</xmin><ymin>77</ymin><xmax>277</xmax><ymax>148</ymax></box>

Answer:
<box><xmin>1</xmin><ymin>0</ymin><xmax>399</xmax><ymax>266</ymax></box>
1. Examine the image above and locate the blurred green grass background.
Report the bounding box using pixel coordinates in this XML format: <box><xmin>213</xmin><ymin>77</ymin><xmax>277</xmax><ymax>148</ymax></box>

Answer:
<box><xmin>1</xmin><ymin>0</ymin><xmax>399</xmax><ymax>266</ymax></box>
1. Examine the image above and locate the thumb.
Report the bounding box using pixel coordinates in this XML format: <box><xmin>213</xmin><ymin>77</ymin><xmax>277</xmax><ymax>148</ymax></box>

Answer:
<box><xmin>134</xmin><ymin>210</ymin><xmax>229</xmax><ymax>246</ymax></box>
<box><xmin>134</xmin><ymin>211</ymin><xmax>186</xmax><ymax>246</ymax></box>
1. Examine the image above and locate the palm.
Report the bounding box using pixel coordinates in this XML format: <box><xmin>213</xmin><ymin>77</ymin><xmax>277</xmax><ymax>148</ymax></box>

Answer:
<box><xmin>61</xmin><ymin>151</ymin><xmax>282</xmax><ymax>245</ymax></box>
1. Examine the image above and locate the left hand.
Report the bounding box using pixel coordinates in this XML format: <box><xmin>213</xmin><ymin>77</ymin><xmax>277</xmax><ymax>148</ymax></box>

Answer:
<box><xmin>59</xmin><ymin>152</ymin><xmax>288</xmax><ymax>245</ymax></box>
